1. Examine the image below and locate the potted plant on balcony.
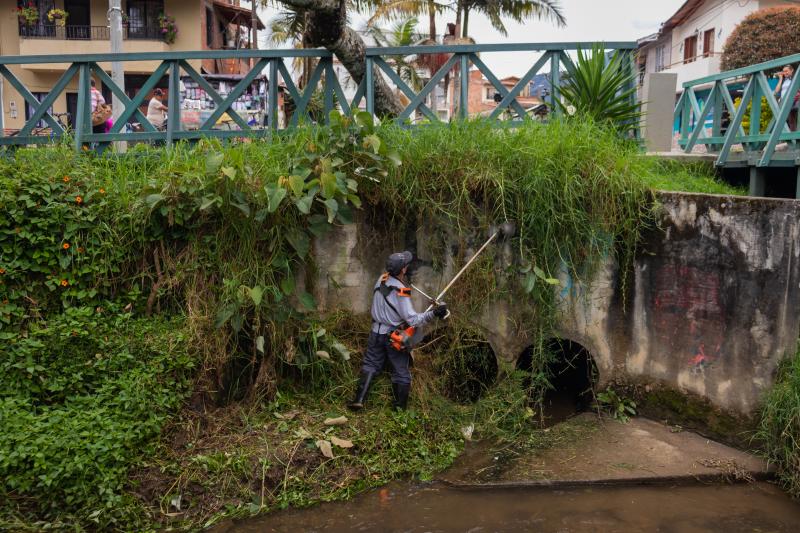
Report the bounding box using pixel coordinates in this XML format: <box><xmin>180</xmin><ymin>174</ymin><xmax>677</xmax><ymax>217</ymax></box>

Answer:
<box><xmin>16</xmin><ymin>3</ymin><xmax>39</xmax><ymax>27</ymax></box>
<box><xmin>47</xmin><ymin>8</ymin><xmax>68</xmax><ymax>27</ymax></box>
<box><xmin>158</xmin><ymin>14</ymin><xmax>177</xmax><ymax>44</ymax></box>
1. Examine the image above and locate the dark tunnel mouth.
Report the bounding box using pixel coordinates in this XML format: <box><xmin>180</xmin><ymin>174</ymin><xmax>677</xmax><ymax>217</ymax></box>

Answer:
<box><xmin>516</xmin><ymin>338</ymin><xmax>598</xmax><ymax>425</ymax></box>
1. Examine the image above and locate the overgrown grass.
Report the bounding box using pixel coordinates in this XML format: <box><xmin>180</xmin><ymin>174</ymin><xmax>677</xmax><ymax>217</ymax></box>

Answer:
<box><xmin>0</xmin><ymin>118</ymin><xmax>744</xmax><ymax>530</ymax></box>
<box><xmin>757</xmin><ymin>347</ymin><xmax>800</xmax><ymax>497</ymax></box>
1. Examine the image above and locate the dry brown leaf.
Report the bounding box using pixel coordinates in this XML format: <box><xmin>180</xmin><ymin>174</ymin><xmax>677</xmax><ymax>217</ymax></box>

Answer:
<box><xmin>315</xmin><ymin>439</ymin><xmax>334</xmax><ymax>458</ymax></box>
<box><xmin>323</xmin><ymin>416</ymin><xmax>348</xmax><ymax>426</ymax></box>
<box><xmin>315</xmin><ymin>350</ymin><xmax>331</xmax><ymax>360</ymax></box>
<box><xmin>330</xmin><ymin>436</ymin><xmax>354</xmax><ymax>448</ymax></box>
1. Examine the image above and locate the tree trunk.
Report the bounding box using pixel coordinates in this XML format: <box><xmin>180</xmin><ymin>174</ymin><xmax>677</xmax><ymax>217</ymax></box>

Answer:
<box><xmin>283</xmin><ymin>0</ymin><xmax>402</xmax><ymax>116</ymax></box>
<box><xmin>462</xmin><ymin>8</ymin><xmax>470</xmax><ymax>38</ymax></box>
<box><xmin>428</xmin><ymin>1</ymin><xmax>436</xmax><ymax>40</ymax></box>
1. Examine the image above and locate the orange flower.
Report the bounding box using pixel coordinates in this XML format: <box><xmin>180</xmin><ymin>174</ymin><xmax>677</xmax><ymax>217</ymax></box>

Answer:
<box><xmin>99</xmin><ymin>188</ymin><xmax>106</xmax><ymax>194</ymax></box>
<box><xmin>62</xmin><ymin>242</ymin><xmax>70</xmax><ymax>250</ymax></box>
<box><xmin>60</xmin><ymin>279</ymin><xmax>69</xmax><ymax>287</ymax></box>
<box><xmin>75</xmin><ymin>196</ymin><xmax>83</xmax><ymax>204</ymax></box>
<box><xmin>77</xmin><ymin>247</ymin><xmax>85</xmax><ymax>253</ymax></box>
<box><xmin>63</xmin><ymin>176</ymin><xmax>70</xmax><ymax>183</ymax></box>
<box><xmin>0</xmin><ymin>268</ymin><xmax>4</xmax><ymax>274</ymax></box>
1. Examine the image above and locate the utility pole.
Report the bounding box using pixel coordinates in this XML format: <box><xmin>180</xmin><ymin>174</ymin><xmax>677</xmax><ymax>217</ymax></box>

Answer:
<box><xmin>108</xmin><ymin>0</ymin><xmax>126</xmax><ymax>151</ymax></box>
<box><xmin>251</xmin><ymin>0</ymin><xmax>258</xmax><ymax>51</ymax></box>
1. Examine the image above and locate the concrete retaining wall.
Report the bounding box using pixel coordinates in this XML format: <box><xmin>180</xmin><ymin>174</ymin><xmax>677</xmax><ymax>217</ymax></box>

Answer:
<box><xmin>313</xmin><ymin>192</ymin><xmax>800</xmax><ymax>416</ymax></box>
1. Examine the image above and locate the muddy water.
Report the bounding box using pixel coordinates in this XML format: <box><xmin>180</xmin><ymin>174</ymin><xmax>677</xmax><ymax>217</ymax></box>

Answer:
<box><xmin>225</xmin><ymin>481</ymin><xmax>800</xmax><ymax>532</ymax></box>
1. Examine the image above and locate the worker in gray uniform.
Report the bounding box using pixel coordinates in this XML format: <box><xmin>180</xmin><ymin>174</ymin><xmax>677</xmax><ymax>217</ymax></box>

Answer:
<box><xmin>348</xmin><ymin>251</ymin><xmax>448</xmax><ymax>411</ymax></box>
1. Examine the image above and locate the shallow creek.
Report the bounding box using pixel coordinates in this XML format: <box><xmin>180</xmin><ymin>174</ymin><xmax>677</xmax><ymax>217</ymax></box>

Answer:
<box><xmin>220</xmin><ymin>480</ymin><xmax>800</xmax><ymax>532</ymax></box>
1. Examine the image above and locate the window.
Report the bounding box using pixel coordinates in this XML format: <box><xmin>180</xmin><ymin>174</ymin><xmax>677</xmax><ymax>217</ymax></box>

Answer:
<box><xmin>485</xmin><ymin>87</ymin><xmax>494</xmax><ymax>101</ymax></box>
<box><xmin>127</xmin><ymin>0</ymin><xmax>164</xmax><ymax>39</ymax></box>
<box><xmin>655</xmin><ymin>45</ymin><xmax>666</xmax><ymax>72</ymax></box>
<box><xmin>703</xmin><ymin>29</ymin><xmax>715</xmax><ymax>58</ymax></box>
<box><xmin>24</xmin><ymin>92</ymin><xmax>51</xmax><ymax>128</ymax></box>
<box><xmin>683</xmin><ymin>34</ymin><xmax>698</xmax><ymax>64</ymax></box>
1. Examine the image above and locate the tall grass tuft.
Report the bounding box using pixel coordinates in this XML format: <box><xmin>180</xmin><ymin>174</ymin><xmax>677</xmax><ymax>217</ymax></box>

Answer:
<box><xmin>757</xmin><ymin>348</ymin><xmax>800</xmax><ymax>497</ymax></box>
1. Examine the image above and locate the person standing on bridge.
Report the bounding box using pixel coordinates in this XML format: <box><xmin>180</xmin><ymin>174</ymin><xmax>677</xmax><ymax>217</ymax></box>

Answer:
<box><xmin>774</xmin><ymin>64</ymin><xmax>798</xmax><ymax>131</ymax></box>
<box><xmin>348</xmin><ymin>251</ymin><xmax>448</xmax><ymax>411</ymax></box>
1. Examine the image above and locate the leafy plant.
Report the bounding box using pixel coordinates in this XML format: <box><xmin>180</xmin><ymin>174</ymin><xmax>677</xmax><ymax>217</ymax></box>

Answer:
<box><xmin>733</xmin><ymin>95</ymin><xmax>774</xmax><ymax>133</ymax></box>
<box><xmin>46</xmin><ymin>8</ymin><xmax>68</xmax><ymax>26</ymax></box>
<box><xmin>16</xmin><ymin>2</ymin><xmax>39</xmax><ymax>26</ymax></box>
<box><xmin>158</xmin><ymin>13</ymin><xmax>178</xmax><ymax>44</ymax></box>
<box><xmin>720</xmin><ymin>6</ymin><xmax>800</xmax><ymax>72</ymax></box>
<box><xmin>596</xmin><ymin>388</ymin><xmax>637</xmax><ymax>422</ymax></box>
<box><xmin>557</xmin><ymin>43</ymin><xmax>641</xmax><ymax>133</ymax></box>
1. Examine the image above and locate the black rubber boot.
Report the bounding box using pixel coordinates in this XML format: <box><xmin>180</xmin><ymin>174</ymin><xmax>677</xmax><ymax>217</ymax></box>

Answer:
<box><xmin>392</xmin><ymin>383</ymin><xmax>410</xmax><ymax>410</ymax></box>
<box><xmin>347</xmin><ymin>372</ymin><xmax>375</xmax><ymax>411</ymax></box>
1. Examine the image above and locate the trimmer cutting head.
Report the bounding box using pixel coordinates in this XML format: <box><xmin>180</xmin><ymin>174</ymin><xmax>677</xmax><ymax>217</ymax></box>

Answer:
<box><xmin>489</xmin><ymin>221</ymin><xmax>516</xmax><ymax>241</ymax></box>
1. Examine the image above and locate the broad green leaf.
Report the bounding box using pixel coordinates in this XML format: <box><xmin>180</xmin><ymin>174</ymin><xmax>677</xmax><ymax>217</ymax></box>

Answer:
<box><xmin>320</xmin><ymin>172</ymin><xmax>337</xmax><ymax>199</ymax></box>
<box><xmin>145</xmin><ymin>194</ymin><xmax>164</xmax><ymax>209</ymax></box>
<box><xmin>364</xmin><ymin>134</ymin><xmax>381</xmax><ymax>153</ymax></box>
<box><xmin>280</xmin><ymin>275</ymin><xmax>295</xmax><ymax>295</ymax></box>
<box><xmin>265</xmin><ymin>185</ymin><xmax>287</xmax><ymax>213</ymax></box>
<box><xmin>298</xmin><ymin>291</ymin><xmax>316</xmax><ymax>310</ymax></box>
<box><xmin>231</xmin><ymin>202</ymin><xmax>251</xmax><ymax>218</ymax></box>
<box><xmin>199</xmin><ymin>196</ymin><xmax>218</xmax><ymax>211</ymax></box>
<box><xmin>295</xmin><ymin>195</ymin><xmax>313</xmax><ymax>214</ymax></box>
<box><xmin>249</xmin><ymin>286</ymin><xmax>263</xmax><ymax>306</ymax></box>
<box><xmin>214</xmin><ymin>304</ymin><xmax>236</xmax><ymax>329</ymax></box>
<box><xmin>288</xmin><ymin>175</ymin><xmax>305</xmax><ymax>197</ymax></box>
<box><xmin>221</xmin><ymin>166</ymin><xmax>237</xmax><ymax>178</ymax></box>
<box><xmin>286</xmin><ymin>229</ymin><xmax>310</xmax><ymax>258</ymax></box>
<box><xmin>336</xmin><ymin>203</ymin><xmax>353</xmax><ymax>224</ymax></box>
<box><xmin>323</xmin><ymin>198</ymin><xmax>338</xmax><ymax>224</ymax></box>
<box><xmin>206</xmin><ymin>152</ymin><xmax>224</xmax><ymax>173</ymax></box>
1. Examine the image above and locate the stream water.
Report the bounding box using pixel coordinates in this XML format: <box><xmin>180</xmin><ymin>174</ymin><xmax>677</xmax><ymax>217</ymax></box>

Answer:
<box><xmin>220</xmin><ymin>480</ymin><xmax>800</xmax><ymax>532</ymax></box>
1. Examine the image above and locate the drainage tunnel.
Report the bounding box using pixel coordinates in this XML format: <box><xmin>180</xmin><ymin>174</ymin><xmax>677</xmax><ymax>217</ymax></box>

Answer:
<box><xmin>517</xmin><ymin>338</ymin><xmax>598</xmax><ymax>425</ymax></box>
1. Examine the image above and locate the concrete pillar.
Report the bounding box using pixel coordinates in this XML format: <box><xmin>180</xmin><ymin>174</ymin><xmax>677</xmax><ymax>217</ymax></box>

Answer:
<box><xmin>749</xmin><ymin>166</ymin><xmax>766</xmax><ymax>197</ymax></box>
<box><xmin>796</xmin><ymin>167</ymin><xmax>800</xmax><ymax>200</ymax></box>
<box><xmin>641</xmin><ymin>72</ymin><xmax>678</xmax><ymax>152</ymax></box>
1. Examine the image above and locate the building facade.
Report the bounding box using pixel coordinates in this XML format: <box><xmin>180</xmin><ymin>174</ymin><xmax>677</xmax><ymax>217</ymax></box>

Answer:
<box><xmin>637</xmin><ymin>0</ymin><xmax>795</xmax><ymax>90</ymax></box>
<box><xmin>0</xmin><ymin>0</ymin><xmax>262</xmax><ymax>131</ymax></box>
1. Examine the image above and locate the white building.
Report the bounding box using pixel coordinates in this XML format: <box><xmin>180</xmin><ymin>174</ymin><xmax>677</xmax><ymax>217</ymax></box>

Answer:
<box><xmin>638</xmin><ymin>0</ymin><xmax>798</xmax><ymax>90</ymax></box>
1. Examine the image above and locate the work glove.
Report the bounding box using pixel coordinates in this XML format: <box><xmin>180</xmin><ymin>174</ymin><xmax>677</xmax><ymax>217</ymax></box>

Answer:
<box><xmin>433</xmin><ymin>303</ymin><xmax>448</xmax><ymax>319</ymax></box>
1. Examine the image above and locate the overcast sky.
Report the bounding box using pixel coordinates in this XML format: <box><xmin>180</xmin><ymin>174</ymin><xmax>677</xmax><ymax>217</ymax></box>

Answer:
<box><xmin>256</xmin><ymin>0</ymin><xmax>687</xmax><ymax>78</ymax></box>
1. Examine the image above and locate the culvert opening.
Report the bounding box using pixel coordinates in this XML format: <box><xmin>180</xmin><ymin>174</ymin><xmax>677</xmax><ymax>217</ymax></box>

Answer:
<box><xmin>417</xmin><ymin>328</ymin><xmax>498</xmax><ymax>404</ymax></box>
<box><xmin>517</xmin><ymin>338</ymin><xmax>598</xmax><ymax>425</ymax></box>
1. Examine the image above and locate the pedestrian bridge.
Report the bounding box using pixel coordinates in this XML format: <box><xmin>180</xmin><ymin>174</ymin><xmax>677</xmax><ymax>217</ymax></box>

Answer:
<box><xmin>0</xmin><ymin>42</ymin><xmax>637</xmax><ymax>150</ymax></box>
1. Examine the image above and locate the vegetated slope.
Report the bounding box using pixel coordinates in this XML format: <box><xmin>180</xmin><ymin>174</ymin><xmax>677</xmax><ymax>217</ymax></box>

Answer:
<box><xmin>0</xmin><ymin>118</ymin><xmax>741</xmax><ymax>530</ymax></box>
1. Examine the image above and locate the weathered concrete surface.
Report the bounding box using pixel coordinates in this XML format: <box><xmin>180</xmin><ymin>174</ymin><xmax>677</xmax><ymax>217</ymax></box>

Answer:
<box><xmin>437</xmin><ymin>414</ymin><xmax>771</xmax><ymax>487</ymax></box>
<box><xmin>313</xmin><ymin>192</ymin><xmax>800</xmax><ymax>417</ymax></box>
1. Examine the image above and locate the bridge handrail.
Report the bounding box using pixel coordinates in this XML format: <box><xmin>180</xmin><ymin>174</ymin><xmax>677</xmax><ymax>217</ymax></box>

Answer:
<box><xmin>0</xmin><ymin>42</ymin><xmax>638</xmax><ymax>151</ymax></box>
<box><xmin>682</xmin><ymin>51</ymin><xmax>800</xmax><ymax>88</ymax></box>
<box><xmin>674</xmin><ymin>52</ymin><xmax>800</xmax><ymax>168</ymax></box>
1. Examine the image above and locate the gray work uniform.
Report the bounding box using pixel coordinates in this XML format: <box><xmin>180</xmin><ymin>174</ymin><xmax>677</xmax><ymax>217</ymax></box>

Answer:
<box><xmin>362</xmin><ymin>274</ymin><xmax>435</xmax><ymax>385</ymax></box>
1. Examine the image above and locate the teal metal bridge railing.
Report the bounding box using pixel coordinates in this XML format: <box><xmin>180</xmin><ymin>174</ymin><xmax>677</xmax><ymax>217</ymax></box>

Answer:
<box><xmin>0</xmin><ymin>42</ymin><xmax>637</xmax><ymax>151</ymax></box>
<box><xmin>675</xmin><ymin>52</ymin><xmax>800</xmax><ymax>168</ymax></box>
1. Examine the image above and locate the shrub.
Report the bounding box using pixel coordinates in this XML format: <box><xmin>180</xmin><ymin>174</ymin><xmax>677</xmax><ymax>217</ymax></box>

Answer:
<box><xmin>0</xmin><ymin>310</ymin><xmax>194</xmax><ymax>526</ymax></box>
<box><xmin>720</xmin><ymin>7</ymin><xmax>800</xmax><ymax>72</ymax></box>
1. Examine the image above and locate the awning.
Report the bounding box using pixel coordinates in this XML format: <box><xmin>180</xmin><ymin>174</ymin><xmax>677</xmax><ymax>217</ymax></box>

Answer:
<box><xmin>213</xmin><ymin>0</ymin><xmax>266</xmax><ymax>30</ymax></box>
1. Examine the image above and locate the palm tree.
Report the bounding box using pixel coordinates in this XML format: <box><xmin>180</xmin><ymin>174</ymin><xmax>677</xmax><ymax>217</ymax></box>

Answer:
<box><xmin>367</xmin><ymin>0</ymin><xmax>449</xmax><ymax>41</ymax></box>
<box><xmin>456</xmin><ymin>0</ymin><xmax>566</xmax><ymax>38</ymax></box>
<box><xmin>267</xmin><ymin>8</ymin><xmax>314</xmax><ymax>86</ymax></box>
<box><xmin>367</xmin><ymin>16</ymin><xmax>426</xmax><ymax>91</ymax></box>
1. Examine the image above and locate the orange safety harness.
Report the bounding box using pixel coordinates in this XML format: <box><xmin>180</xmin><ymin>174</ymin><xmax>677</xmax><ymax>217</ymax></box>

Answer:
<box><xmin>374</xmin><ymin>273</ymin><xmax>416</xmax><ymax>351</ymax></box>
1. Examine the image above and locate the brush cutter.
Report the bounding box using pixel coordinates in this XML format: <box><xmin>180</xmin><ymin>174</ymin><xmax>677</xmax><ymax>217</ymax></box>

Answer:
<box><xmin>389</xmin><ymin>222</ymin><xmax>516</xmax><ymax>351</ymax></box>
